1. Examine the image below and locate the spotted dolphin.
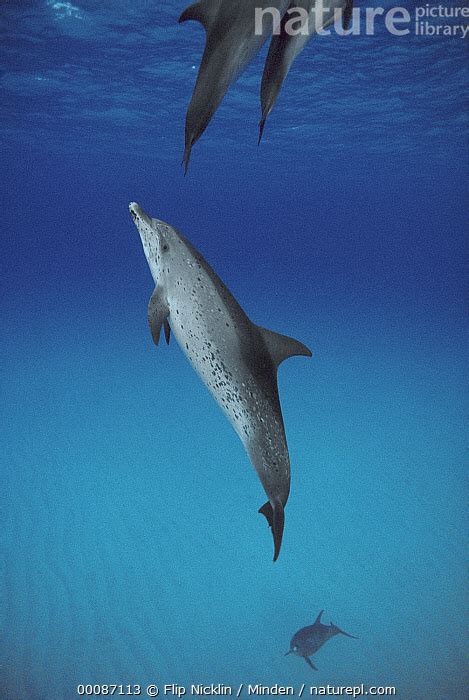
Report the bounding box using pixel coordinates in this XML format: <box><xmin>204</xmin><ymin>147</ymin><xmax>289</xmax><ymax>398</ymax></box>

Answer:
<box><xmin>179</xmin><ymin>0</ymin><xmax>291</xmax><ymax>172</ymax></box>
<box><xmin>129</xmin><ymin>202</ymin><xmax>311</xmax><ymax>560</ymax></box>
<box><xmin>259</xmin><ymin>0</ymin><xmax>353</xmax><ymax>141</ymax></box>
<box><xmin>286</xmin><ymin>610</ymin><xmax>357</xmax><ymax>670</ymax></box>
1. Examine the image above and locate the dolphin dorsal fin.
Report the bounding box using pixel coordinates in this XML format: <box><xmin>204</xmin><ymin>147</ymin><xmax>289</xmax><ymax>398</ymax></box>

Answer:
<box><xmin>257</xmin><ymin>326</ymin><xmax>312</xmax><ymax>369</ymax></box>
<box><xmin>313</xmin><ymin>610</ymin><xmax>324</xmax><ymax>625</ymax></box>
<box><xmin>179</xmin><ymin>2</ymin><xmax>213</xmax><ymax>32</ymax></box>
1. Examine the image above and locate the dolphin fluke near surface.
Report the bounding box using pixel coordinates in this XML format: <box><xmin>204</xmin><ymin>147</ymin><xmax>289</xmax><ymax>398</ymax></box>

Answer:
<box><xmin>179</xmin><ymin>0</ymin><xmax>291</xmax><ymax>171</ymax></box>
<box><xmin>129</xmin><ymin>202</ymin><xmax>311</xmax><ymax>560</ymax></box>
<box><xmin>259</xmin><ymin>1</ymin><xmax>353</xmax><ymax>142</ymax></box>
<box><xmin>286</xmin><ymin>610</ymin><xmax>357</xmax><ymax>670</ymax></box>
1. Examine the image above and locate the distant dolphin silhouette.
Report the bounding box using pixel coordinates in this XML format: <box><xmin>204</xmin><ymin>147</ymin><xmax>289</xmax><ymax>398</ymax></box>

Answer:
<box><xmin>259</xmin><ymin>0</ymin><xmax>354</xmax><ymax>142</ymax></box>
<box><xmin>286</xmin><ymin>610</ymin><xmax>357</xmax><ymax>670</ymax></box>
<box><xmin>129</xmin><ymin>202</ymin><xmax>311</xmax><ymax>560</ymax></box>
<box><xmin>179</xmin><ymin>0</ymin><xmax>290</xmax><ymax>172</ymax></box>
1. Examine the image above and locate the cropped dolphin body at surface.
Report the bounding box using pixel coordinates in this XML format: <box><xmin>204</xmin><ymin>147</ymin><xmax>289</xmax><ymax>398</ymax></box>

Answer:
<box><xmin>260</xmin><ymin>0</ymin><xmax>354</xmax><ymax>141</ymax></box>
<box><xmin>286</xmin><ymin>610</ymin><xmax>357</xmax><ymax>670</ymax></box>
<box><xmin>129</xmin><ymin>202</ymin><xmax>312</xmax><ymax>561</ymax></box>
<box><xmin>179</xmin><ymin>0</ymin><xmax>291</xmax><ymax>171</ymax></box>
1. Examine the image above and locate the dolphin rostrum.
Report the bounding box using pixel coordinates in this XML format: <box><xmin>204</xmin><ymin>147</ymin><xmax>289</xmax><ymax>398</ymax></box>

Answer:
<box><xmin>259</xmin><ymin>0</ymin><xmax>354</xmax><ymax>142</ymax></box>
<box><xmin>286</xmin><ymin>610</ymin><xmax>357</xmax><ymax>670</ymax></box>
<box><xmin>179</xmin><ymin>0</ymin><xmax>291</xmax><ymax>172</ymax></box>
<box><xmin>129</xmin><ymin>202</ymin><xmax>311</xmax><ymax>560</ymax></box>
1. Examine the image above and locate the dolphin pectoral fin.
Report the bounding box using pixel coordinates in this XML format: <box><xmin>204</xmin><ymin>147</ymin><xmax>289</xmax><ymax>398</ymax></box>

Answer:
<box><xmin>330</xmin><ymin>622</ymin><xmax>357</xmax><ymax>639</ymax></box>
<box><xmin>260</xmin><ymin>0</ymin><xmax>345</xmax><ymax>134</ymax></box>
<box><xmin>178</xmin><ymin>2</ymin><xmax>212</xmax><ymax>31</ymax></box>
<box><xmin>182</xmin><ymin>140</ymin><xmax>194</xmax><ymax>176</ymax></box>
<box><xmin>259</xmin><ymin>14</ymin><xmax>290</xmax><ymax>142</ymax></box>
<box><xmin>148</xmin><ymin>287</ymin><xmax>169</xmax><ymax>347</ymax></box>
<box><xmin>257</xmin><ymin>325</ymin><xmax>312</xmax><ymax>368</ymax></box>
<box><xmin>259</xmin><ymin>499</ymin><xmax>285</xmax><ymax>562</ymax></box>
<box><xmin>258</xmin><ymin>116</ymin><xmax>267</xmax><ymax>145</ymax></box>
<box><xmin>343</xmin><ymin>1</ymin><xmax>354</xmax><ymax>30</ymax></box>
<box><xmin>304</xmin><ymin>657</ymin><xmax>318</xmax><ymax>671</ymax></box>
<box><xmin>340</xmin><ymin>630</ymin><xmax>358</xmax><ymax>639</ymax></box>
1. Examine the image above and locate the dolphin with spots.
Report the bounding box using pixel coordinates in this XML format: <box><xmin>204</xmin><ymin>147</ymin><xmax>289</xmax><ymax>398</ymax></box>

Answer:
<box><xmin>259</xmin><ymin>0</ymin><xmax>354</xmax><ymax>141</ymax></box>
<box><xmin>286</xmin><ymin>610</ymin><xmax>357</xmax><ymax>670</ymax></box>
<box><xmin>129</xmin><ymin>202</ymin><xmax>311</xmax><ymax>561</ymax></box>
<box><xmin>179</xmin><ymin>0</ymin><xmax>291</xmax><ymax>172</ymax></box>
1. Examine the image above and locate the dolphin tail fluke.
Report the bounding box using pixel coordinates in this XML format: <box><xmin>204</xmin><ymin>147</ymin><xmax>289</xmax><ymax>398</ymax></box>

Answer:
<box><xmin>330</xmin><ymin>622</ymin><xmax>357</xmax><ymax>639</ymax></box>
<box><xmin>259</xmin><ymin>499</ymin><xmax>284</xmax><ymax>562</ymax></box>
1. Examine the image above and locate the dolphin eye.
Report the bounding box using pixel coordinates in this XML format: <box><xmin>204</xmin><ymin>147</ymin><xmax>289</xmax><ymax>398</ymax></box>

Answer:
<box><xmin>162</xmin><ymin>243</ymin><xmax>169</xmax><ymax>252</ymax></box>
<box><xmin>293</xmin><ymin>645</ymin><xmax>298</xmax><ymax>652</ymax></box>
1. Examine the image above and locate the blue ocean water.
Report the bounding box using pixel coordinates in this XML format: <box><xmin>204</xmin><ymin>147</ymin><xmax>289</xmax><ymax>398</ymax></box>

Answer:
<box><xmin>1</xmin><ymin>2</ymin><xmax>467</xmax><ymax>699</ymax></box>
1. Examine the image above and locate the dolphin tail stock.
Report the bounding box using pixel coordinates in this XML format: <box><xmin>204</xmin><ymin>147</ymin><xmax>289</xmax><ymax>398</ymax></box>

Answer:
<box><xmin>330</xmin><ymin>622</ymin><xmax>357</xmax><ymax>639</ymax></box>
<box><xmin>259</xmin><ymin>499</ymin><xmax>285</xmax><ymax>562</ymax></box>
